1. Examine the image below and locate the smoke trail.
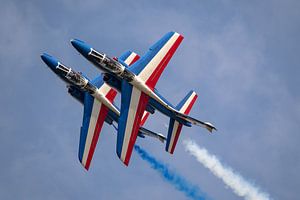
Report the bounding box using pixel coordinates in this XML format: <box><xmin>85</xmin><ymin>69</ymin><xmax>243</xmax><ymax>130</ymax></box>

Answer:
<box><xmin>183</xmin><ymin>139</ymin><xmax>271</xmax><ymax>200</ymax></box>
<box><xmin>134</xmin><ymin>145</ymin><xmax>209</xmax><ymax>200</ymax></box>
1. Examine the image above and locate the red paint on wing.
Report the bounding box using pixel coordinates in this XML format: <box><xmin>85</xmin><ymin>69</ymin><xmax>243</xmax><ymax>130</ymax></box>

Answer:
<box><xmin>146</xmin><ymin>35</ymin><xmax>184</xmax><ymax>89</ymax></box>
<box><xmin>84</xmin><ymin>88</ymin><xmax>117</xmax><ymax>170</ymax></box>
<box><xmin>85</xmin><ymin>105</ymin><xmax>109</xmax><ymax>170</ymax></box>
<box><xmin>106</xmin><ymin>88</ymin><xmax>117</xmax><ymax>102</ymax></box>
<box><xmin>124</xmin><ymin>93</ymin><xmax>149</xmax><ymax>166</ymax></box>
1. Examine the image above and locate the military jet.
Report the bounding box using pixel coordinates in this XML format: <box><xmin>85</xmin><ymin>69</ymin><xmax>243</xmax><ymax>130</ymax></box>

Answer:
<box><xmin>41</xmin><ymin>31</ymin><xmax>216</xmax><ymax>169</ymax></box>
<box><xmin>41</xmin><ymin>53</ymin><xmax>165</xmax><ymax>170</ymax></box>
<box><xmin>70</xmin><ymin>32</ymin><xmax>216</xmax><ymax>165</ymax></box>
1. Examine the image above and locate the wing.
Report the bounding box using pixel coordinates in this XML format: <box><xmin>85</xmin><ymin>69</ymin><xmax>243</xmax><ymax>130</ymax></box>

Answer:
<box><xmin>130</xmin><ymin>32</ymin><xmax>184</xmax><ymax>89</ymax></box>
<box><xmin>118</xmin><ymin>51</ymin><xmax>140</xmax><ymax>66</ymax></box>
<box><xmin>116</xmin><ymin>80</ymin><xmax>149</xmax><ymax>166</ymax></box>
<box><xmin>119</xmin><ymin>51</ymin><xmax>151</xmax><ymax>128</ymax></box>
<box><xmin>138</xmin><ymin>127</ymin><xmax>166</xmax><ymax>143</ymax></box>
<box><xmin>79</xmin><ymin>80</ymin><xmax>117</xmax><ymax>170</ymax></box>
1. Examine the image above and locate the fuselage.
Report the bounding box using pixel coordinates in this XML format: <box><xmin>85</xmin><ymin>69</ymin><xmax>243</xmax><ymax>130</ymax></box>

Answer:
<box><xmin>70</xmin><ymin>40</ymin><xmax>191</xmax><ymax>126</ymax></box>
<box><xmin>41</xmin><ymin>53</ymin><xmax>120</xmax><ymax>115</ymax></box>
<box><xmin>41</xmin><ymin>53</ymin><xmax>167</xmax><ymax>142</ymax></box>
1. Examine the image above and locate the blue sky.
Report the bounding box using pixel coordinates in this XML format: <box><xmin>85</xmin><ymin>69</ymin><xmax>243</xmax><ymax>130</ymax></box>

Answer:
<box><xmin>0</xmin><ymin>0</ymin><xmax>299</xmax><ymax>199</ymax></box>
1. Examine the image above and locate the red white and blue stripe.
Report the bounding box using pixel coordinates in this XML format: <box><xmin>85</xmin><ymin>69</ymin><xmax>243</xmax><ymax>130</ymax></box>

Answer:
<box><xmin>119</xmin><ymin>51</ymin><xmax>140</xmax><ymax>66</ymax></box>
<box><xmin>79</xmin><ymin>79</ymin><xmax>117</xmax><ymax>170</ymax></box>
<box><xmin>166</xmin><ymin>91</ymin><xmax>198</xmax><ymax>154</ymax></box>
<box><xmin>117</xmin><ymin>80</ymin><xmax>149</xmax><ymax>165</ymax></box>
<box><xmin>130</xmin><ymin>32</ymin><xmax>184</xmax><ymax>89</ymax></box>
<box><xmin>116</xmin><ymin>32</ymin><xmax>184</xmax><ymax>165</ymax></box>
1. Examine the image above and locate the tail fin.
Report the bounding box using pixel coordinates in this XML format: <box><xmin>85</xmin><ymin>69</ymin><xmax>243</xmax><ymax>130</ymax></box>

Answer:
<box><xmin>166</xmin><ymin>91</ymin><xmax>198</xmax><ymax>154</ymax></box>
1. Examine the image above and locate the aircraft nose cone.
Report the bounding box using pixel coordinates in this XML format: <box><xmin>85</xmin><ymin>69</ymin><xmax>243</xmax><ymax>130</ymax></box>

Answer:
<box><xmin>71</xmin><ymin>39</ymin><xmax>91</xmax><ymax>57</ymax></box>
<box><xmin>41</xmin><ymin>53</ymin><xmax>59</xmax><ymax>70</ymax></box>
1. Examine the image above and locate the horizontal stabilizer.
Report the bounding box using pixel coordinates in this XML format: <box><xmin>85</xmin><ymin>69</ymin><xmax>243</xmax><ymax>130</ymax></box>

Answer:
<box><xmin>176</xmin><ymin>112</ymin><xmax>217</xmax><ymax>132</ymax></box>
<box><xmin>139</xmin><ymin>127</ymin><xmax>166</xmax><ymax>143</ymax></box>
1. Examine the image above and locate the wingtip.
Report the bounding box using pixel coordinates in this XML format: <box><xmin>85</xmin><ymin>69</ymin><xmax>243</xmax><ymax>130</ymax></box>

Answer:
<box><xmin>80</xmin><ymin>162</ymin><xmax>90</xmax><ymax>171</ymax></box>
<box><xmin>123</xmin><ymin>160</ymin><xmax>129</xmax><ymax>167</ymax></box>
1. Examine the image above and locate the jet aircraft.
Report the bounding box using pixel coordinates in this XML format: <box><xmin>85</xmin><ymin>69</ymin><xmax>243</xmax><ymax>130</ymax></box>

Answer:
<box><xmin>41</xmin><ymin>53</ymin><xmax>165</xmax><ymax>170</ymax></box>
<box><xmin>41</xmin><ymin>31</ymin><xmax>216</xmax><ymax>169</ymax></box>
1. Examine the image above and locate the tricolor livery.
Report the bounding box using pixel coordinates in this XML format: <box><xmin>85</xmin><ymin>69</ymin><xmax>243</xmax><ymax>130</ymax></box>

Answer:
<box><xmin>41</xmin><ymin>31</ymin><xmax>216</xmax><ymax>169</ymax></box>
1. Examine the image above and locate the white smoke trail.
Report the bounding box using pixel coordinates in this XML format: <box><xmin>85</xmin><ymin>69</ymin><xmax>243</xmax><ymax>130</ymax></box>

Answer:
<box><xmin>183</xmin><ymin>139</ymin><xmax>271</xmax><ymax>200</ymax></box>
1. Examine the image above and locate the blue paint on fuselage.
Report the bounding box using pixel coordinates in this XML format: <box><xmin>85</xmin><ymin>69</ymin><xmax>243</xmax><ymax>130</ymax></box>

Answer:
<box><xmin>71</xmin><ymin>39</ymin><xmax>92</xmax><ymax>58</ymax></box>
<box><xmin>90</xmin><ymin>75</ymin><xmax>104</xmax><ymax>88</ymax></box>
<box><xmin>41</xmin><ymin>53</ymin><xmax>75</xmax><ymax>86</ymax></box>
<box><xmin>41</xmin><ymin>53</ymin><xmax>58</xmax><ymax>71</ymax></box>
